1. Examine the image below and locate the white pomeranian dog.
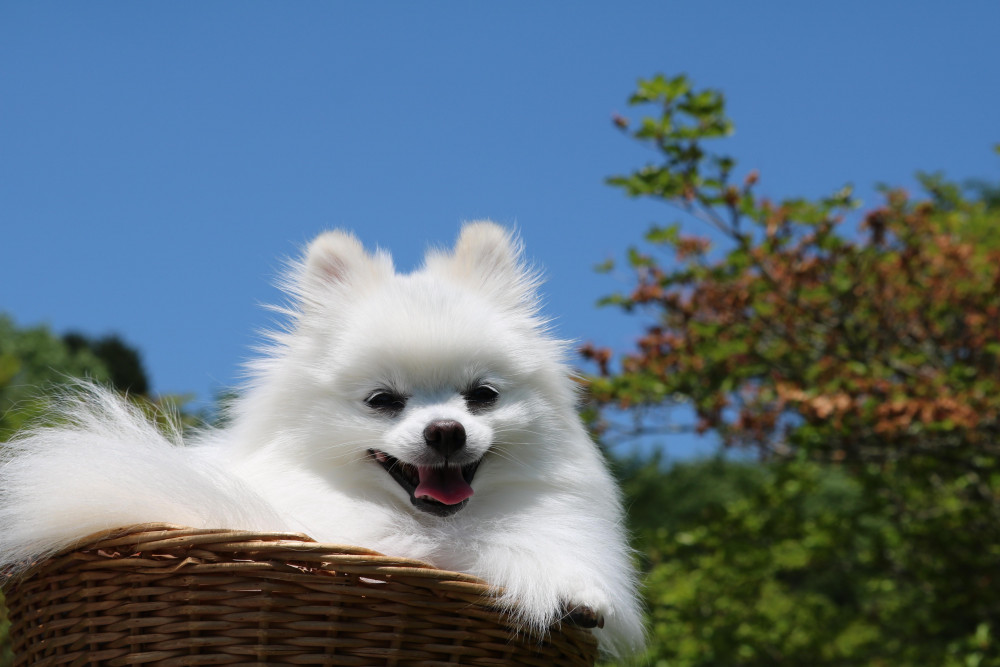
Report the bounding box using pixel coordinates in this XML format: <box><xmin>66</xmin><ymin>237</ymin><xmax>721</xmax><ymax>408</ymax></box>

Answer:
<box><xmin>0</xmin><ymin>222</ymin><xmax>644</xmax><ymax>656</ymax></box>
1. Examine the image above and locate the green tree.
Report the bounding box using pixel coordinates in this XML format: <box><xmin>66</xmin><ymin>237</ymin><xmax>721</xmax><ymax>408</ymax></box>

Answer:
<box><xmin>588</xmin><ymin>75</ymin><xmax>1000</xmax><ymax>665</ymax></box>
<box><xmin>0</xmin><ymin>316</ymin><xmax>119</xmax><ymax>441</ymax></box>
<box><xmin>0</xmin><ymin>598</ymin><xmax>8</xmax><ymax>667</ymax></box>
<box><xmin>62</xmin><ymin>331</ymin><xmax>150</xmax><ymax>395</ymax></box>
<box><xmin>612</xmin><ymin>454</ymin><xmax>768</xmax><ymax>550</ymax></box>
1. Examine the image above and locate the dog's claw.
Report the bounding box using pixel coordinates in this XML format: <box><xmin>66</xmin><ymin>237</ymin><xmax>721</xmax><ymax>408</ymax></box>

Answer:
<box><xmin>562</xmin><ymin>602</ymin><xmax>605</xmax><ymax>629</ymax></box>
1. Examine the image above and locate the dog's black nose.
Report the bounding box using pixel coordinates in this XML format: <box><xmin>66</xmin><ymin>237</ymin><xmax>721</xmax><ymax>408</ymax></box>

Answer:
<box><xmin>423</xmin><ymin>420</ymin><xmax>466</xmax><ymax>458</ymax></box>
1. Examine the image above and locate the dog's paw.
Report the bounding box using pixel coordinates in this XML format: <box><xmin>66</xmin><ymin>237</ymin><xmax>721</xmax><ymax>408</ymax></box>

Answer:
<box><xmin>560</xmin><ymin>601</ymin><xmax>606</xmax><ymax>629</ymax></box>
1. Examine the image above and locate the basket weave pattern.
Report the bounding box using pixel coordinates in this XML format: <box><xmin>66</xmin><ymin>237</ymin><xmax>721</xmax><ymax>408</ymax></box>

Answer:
<box><xmin>4</xmin><ymin>524</ymin><xmax>597</xmax><ymax>666</ymax></box>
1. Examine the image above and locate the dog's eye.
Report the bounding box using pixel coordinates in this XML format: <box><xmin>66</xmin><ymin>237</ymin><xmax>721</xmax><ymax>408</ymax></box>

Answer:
<box><xmin>464</xmin><ymin>384</ymin><xmax>499</xmax><ymax>410</ymax></box>
<box><xmin>365</xmin><ymin>391</ymin><xmax>406</xmax><ymax>414</ymax></box>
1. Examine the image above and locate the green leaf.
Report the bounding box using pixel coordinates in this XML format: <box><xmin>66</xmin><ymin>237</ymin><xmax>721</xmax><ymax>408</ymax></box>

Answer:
<box><xmin>646</xmin><ymin>223</ymin><xmax>681</xmax><ymax>244</ymax></box>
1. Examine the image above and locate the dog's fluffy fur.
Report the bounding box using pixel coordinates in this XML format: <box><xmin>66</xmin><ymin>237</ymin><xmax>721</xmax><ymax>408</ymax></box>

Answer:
<box><xmin>0</xmin><ymin>223</ymin><xmax>643</xmax><ymax>656</ymax></box>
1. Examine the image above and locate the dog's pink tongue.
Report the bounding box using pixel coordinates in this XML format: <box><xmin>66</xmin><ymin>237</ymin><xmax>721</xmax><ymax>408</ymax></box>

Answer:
<box><xmin>415</xmin><ymin>466</ymin><xmax>474</xmax><ymax>505</ymax></box>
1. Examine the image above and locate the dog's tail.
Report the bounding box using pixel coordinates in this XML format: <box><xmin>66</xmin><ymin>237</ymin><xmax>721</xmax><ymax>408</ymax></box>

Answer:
<box><xmin>0</xmin><ymin>383</ymin><xmax>285</xmax><ymax>575</ymax></box>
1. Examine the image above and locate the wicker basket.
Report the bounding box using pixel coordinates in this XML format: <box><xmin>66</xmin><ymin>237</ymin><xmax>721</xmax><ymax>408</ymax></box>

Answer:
<box><xmin>3</xmin><ymin>524</ymin><xmax>598</xmax><ymax>666</ymax></box>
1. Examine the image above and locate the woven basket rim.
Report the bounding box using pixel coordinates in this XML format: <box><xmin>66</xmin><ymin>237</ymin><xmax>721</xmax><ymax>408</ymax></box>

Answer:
<box><xmin>5</xmin><ymin>523</ymin><xmax>599</xmax><ymax>665</ymax></box>
<box><xmin>5</xmin><ymin>522</ymin><xmax>497</xmax><ymax>592</ymax></box>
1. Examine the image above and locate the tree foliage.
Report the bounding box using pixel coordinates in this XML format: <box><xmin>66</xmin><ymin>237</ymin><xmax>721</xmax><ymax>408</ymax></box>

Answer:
<box><xmin>62</xmin><ymin>331</ymin><xmax>150</xmax><ymax>395</ymax></box>
<box><xmin>0</xmin><ymin>599</ymin><xmax>8</xmax><ymax>667</ymax></box>
<box><xmin>619</xmin><ymin>457</ymin><xmax>997</xmax><ymax>666</ymax></box>
<box><xmin>588</xmin><ymin>75</ymin><xmax>1000</xmax><ymax>665</ymax></box>
<box><xmin>0</xmin><ymin>316</ymin><xmax>121</xmax><ymax>441</ymax></box>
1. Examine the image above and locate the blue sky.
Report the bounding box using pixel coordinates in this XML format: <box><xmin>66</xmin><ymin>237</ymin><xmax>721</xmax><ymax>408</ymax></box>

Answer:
<box><xmin>2</xmin><ymin>2</ymin><xmax>999</xmax><ymax>459</ymax></box>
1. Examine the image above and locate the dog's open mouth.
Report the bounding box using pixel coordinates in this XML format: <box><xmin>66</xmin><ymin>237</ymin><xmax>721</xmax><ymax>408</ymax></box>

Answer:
<box><xmin>368</xmin><ymin>449</ymin><xmax>482</xmax><ymax>517</ymax></box>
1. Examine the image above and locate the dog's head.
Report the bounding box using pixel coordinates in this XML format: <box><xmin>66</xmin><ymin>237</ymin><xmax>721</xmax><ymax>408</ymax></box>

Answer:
<box><xmin>261</xmin><ymin>222</ymin><xmax>574</xmax><ymax>517</ymax></box>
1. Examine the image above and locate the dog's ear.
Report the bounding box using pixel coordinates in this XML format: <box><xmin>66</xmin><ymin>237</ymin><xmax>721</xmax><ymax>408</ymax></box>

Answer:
<box><xmin>451</xmin><ymin>222</ymin><xmax>523</xmax><ymax>284</ymax></box>
<box><xmin>431</xmin><ymin>221</ymin><xmax>541</xmax><ymax>313</ymax></box>
<box><xmin>305</xmin><ymin>231</ymin><xmax>367</xmax><ymax>284</ymax></box>
<box><xmin>299</xmin><ymin>230</ymin><xmax>394</xmax><ymax>295</ymax></box>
